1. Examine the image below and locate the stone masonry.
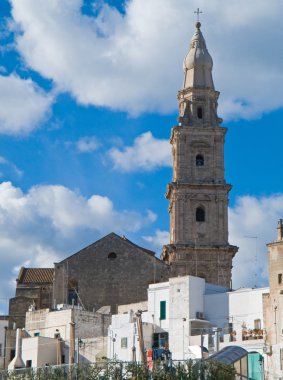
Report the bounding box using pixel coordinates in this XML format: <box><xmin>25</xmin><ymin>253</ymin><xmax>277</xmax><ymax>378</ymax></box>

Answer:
<box><xmin>53</xmin><ymin>233</ymin><xmax>170</xmax><ymax>314</ymax></box>
<box><xmin>161</xmin><ymin>22</ymin><xmax>238</xmax><ymax>287</ymax></box>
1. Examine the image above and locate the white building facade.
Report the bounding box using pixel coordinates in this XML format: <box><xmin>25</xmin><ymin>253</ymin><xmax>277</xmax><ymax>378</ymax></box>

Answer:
<box><xmin>7</xmin><ymin>306</ymin><xmax>111</xmax><ymax>369</ymax></box>
<box><xmin>108</xmin><ymin>275</ymin><xmax>229</xmax><ymax>362</ymax></box>
<box><xmin>108</xmin><ymin>274</ymin><xmax>268</xmax><ymax>375</ymax></box>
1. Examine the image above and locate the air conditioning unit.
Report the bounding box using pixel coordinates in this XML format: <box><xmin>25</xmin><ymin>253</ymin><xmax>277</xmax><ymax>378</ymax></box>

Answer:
<box><xmin>263</xmin><ymin>345</ymin><xmax>272</xmax><ymax>355</ymax></box>
<box><xmin>196</xmin><ymin>311</ymin><xmax>205</xmax><ymax>320</ymax></box>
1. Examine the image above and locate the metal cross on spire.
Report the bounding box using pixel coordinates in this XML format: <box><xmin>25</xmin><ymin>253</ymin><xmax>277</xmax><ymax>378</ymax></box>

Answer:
<box><xmin>194</xmin><ymin>8</ymin><xmax>203</xmax><ymax>22</ymax></box>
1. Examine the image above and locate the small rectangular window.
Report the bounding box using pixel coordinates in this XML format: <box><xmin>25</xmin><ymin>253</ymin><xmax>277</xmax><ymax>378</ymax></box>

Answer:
<box><xmin>34</xmin><ymin>332</ymin><xmax>40</xmax><ymax>337</ymax></box>
<box><xmin>121</xmin><ymin>337</ymin><xmax>127</xmax><ymax>349</ymax></box>
<box><xmin>0</xmin><ymin>343</ymin><xmax>2</xmax><ymax>357</ymax></box>
<box><xmin>278</xmin><ymin>274</ymin><xmax>282</xmax><ymax>284</ymax></box>
<box><xmin>26</xmin><ymin>360</ymin><xmax>32</xmax><ymax>368</ymax></box>
<box><xmin>160</xmin><ymin>301</ymin><xmax>166</xmax><ymax>320</ymax></box>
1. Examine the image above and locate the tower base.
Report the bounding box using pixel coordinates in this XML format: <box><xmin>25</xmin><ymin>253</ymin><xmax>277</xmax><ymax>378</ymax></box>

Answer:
<box><xmin>161</xmin><ymin>244</ymin><xmax>238</xmax><ymax>288</ymax></box>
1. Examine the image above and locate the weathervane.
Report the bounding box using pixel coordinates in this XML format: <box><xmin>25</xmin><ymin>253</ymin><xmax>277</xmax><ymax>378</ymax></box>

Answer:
<box><xmin>194</xmin><ymin>8</ymin><xmax>203</xmax><ymax>22</ymax></box>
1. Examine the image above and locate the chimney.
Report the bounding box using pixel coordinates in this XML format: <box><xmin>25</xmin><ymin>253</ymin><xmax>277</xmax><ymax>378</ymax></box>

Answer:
<box><xmin>277</xmin><ymin>219</ymin><xmax>283</xmax><ymax>241</ymax></box>
<box><xmin>8</xmin><ymin>328</ymin><xmax>25</xmax><ymax>369</ymax></box>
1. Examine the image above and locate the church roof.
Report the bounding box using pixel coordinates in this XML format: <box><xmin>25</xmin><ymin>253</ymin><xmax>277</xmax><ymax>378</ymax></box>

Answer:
<box><xmin>17</xmin><ymin>267</ymin><xmax>54</xmax><ymax>284</ymax></box>
<box><xmin>183</xmin><ymin>22</ymin><xmax>214</xmax><ymax>89</ymax></box>
<box><xmin>59</xmin><ymin>232</ymin><xmax>160</xmax><ymax>263</ymax></box>
<box><xmin>120</xmin><ymin>234</ymin><xmax>155</xmax><ymax>256</ymax></box>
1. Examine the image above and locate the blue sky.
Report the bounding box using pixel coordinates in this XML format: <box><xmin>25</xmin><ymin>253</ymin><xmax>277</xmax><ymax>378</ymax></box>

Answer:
<box><xmin>0</xmin><ymin>0</ymin><xmax>283</xmax><ymax>313</ymax></box>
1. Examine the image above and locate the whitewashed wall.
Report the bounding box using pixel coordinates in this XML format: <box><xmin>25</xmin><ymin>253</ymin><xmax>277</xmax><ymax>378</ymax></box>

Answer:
<box><xmin>169</xmin><ymin>276</ymin><xmax>205</xmax><ymax>360</ymax></box>
<box><xmin>148</xmin><ymin>281</ymin><xmax>169</xmax><ymax>331</ymax></box>
<box><xmin>228</xmin><ymin>287</ymin><xmax>268</xmax><ymax>337</ymax></box>
<box><xmin>21</xmin><ymin>337</ymin><xmax>57</xmax><ymax>368</ymax></box>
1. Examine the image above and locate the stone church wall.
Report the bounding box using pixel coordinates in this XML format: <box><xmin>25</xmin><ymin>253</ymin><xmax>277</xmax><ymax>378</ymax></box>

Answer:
<box><xmin>53</xmin><ymin>233</ymin><xmax>170</xmax><ymax>313</ymax></box>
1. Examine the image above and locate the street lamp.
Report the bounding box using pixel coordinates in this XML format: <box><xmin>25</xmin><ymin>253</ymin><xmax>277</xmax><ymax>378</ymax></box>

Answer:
<box><xmin>212</xmin><ymin>327</ymin><xmax>222</xmax><ymax>353</ymax></box>
<box><xmin>182</xmin><ymin>318</ymin><xmax>186</xmax><ymax>360</ymax></box>
<box><xmin>110</xmin><ymin>332</ymin><xmax>117</xmax><ymax>360</ymax></box>
<box><xmin>77</xmin><ymin>338</ymin><xmax>83</xmax><ymax>364</ymax></box>
<box><xmin>274</xmin><ymin>306</ymin><xmax>278</xmax><ymax>344</ymax></box>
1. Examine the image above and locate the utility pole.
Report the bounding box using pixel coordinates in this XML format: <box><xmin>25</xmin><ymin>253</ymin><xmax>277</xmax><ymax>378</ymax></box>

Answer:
<box><xmin>200</xmin><ymin>329</ymin><xmax>205</xmax><ymax>380</ymax></box>
<box><xmin>69</xmin><ymin>320</ymin><xmax>76</xmax><ymax>365</ymax></box>
<box><xmin>135</xmin><ymin>310</ymin><xmax>146</xmax><ymax>363</ymax></box>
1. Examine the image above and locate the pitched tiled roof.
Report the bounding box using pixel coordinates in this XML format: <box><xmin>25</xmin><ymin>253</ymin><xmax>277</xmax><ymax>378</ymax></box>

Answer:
<box><xmin>18</xmin><ymin>267</ymin><xmax>54</xmax><ymax>284</ymax></box>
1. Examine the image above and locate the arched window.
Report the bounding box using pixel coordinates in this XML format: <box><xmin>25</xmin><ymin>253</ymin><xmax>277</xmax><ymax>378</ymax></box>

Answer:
<box><xmin>196</xmin><ymin>154</ymin><xmax>204</xmax><ymax>166</ymax></box>
<box><xmin>196</xmin><ymin>207</ymin><xmax>205</xmax><ymax>222</ymax></box>
<box><xmin>197</xmin><ymin>107</ymin><xmax>203</xmax><ymax>119</ymax></box>
<box><xmin>108</xmin><ymin>252</ymin><xmax>117</xmax><ymax>260</ymax></box>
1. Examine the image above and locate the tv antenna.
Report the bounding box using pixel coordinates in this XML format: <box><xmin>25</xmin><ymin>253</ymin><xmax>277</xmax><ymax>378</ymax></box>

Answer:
<box><xmin>244</xmin><ymin>235</ymin><xmax>258</xmax><ymax>287</ymax></box>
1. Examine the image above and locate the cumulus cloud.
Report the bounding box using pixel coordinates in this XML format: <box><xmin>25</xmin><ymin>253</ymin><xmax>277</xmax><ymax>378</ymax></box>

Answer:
<box><xmin>77</xmin><ymin>136</ymin><xmax>100</xmax><ymax>152</ymax></box>
<box><xmin>0</xmin><ymin>181</ymin><xmax>156</xmax><ymax>313</ymax></box>
<box><xmin>109</xmin><ymin>132</ymin><xmax>171</xmax><ymax>171</ymax></box>
<box><xmin>8</xmin><ymin>0</ymin><xmax>283</xmax><ymax>120</ymax></box>
<box><xmin>0</xmin><ymin>74</ymin><xmax>53</xmax><ymax>134</ymax></box>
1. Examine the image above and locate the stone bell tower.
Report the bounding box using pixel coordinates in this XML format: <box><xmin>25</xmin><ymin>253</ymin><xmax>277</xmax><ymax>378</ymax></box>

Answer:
<box><xmin>161</xmin><ymin>21</ymin><xmax>238</xmax><ymax>287</ymax></box>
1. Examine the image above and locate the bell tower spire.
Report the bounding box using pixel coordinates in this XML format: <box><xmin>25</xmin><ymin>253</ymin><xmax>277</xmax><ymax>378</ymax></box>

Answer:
<box><xmin>161</xmin><ymin>21</ymin><xmax>238</xmax><ymax>287</ymax></box>
<box><xmin>183</xmin><ymin>21</ymin><xmax>214</xmax><ymax>90</ymax></box>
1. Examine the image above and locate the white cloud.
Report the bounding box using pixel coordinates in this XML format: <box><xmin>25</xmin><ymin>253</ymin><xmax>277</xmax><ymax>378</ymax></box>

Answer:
<box><xmin>77</xmin><ymin>136</ymin><xmax>100</xmax><ymax>152</ymax></box>
<box><xmin>0</xmin><ymin>181</ymin><xmax>156</xmax><ymax>313</ymax></box>
<box><xmin>229</xmin><ymin>194</ymin><xmax>283</xmax><ymax>289</ymax></box>
<box><xmin>0</xmin><ymin>74</ymin><xmax>53</xmax><ymax>134</ymax></box>
<box><xmin>109</xmin><ymin>131</ymin><xmax>171</xmax><ymax>171</ymax></box>
<box><xmin>0</xmin><ymin>155</ymin><xmax>23</xmax><ymax>178</ymax></box>
<box><xmin>143</xmin><ymin>229</ymin><xmax>170</xmax><ymax>251</ymax></box>
<box><xmin>9</xmin><ymin>0</ymin><xmax>283</xmax><ymax>119</ymax></box>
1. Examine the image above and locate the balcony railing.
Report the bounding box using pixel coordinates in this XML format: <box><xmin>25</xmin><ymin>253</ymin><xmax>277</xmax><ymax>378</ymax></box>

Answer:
<box><xmin>224</xmin><ymin>329</ymin><xmax>264</xmax><ymax>343</ymax></box>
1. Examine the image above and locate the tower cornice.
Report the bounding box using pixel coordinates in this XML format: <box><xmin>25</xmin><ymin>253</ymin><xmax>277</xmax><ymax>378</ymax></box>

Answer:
<box><xmin>171</xmin><ymin>124</ymin><xmax>227</xmax><ymax>136</ymax></box>
<box><xmin>165</xmin><ymin>182</ymin><xmax>232</xmax><ymax>200</ymax></box>
<box><xmin>178</xmin><ymin>87</ymin><xmax>220</xmax><ymax>99</ymax></box>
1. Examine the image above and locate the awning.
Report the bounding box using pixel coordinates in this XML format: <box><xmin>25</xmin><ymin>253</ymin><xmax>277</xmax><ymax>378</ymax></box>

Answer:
<box><xmin>207</xmin><ymin>345</ymin><xmax>248</xmax><ymax>365</ymax></box>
